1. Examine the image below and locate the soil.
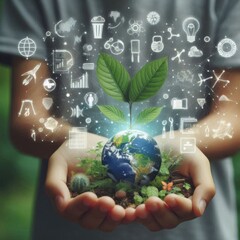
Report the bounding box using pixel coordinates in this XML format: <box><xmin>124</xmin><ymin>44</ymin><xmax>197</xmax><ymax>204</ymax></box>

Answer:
<box><xmin>71</xmin><ymin>173</ymin><xmax>194</xmax><ymax>209</ymax></box>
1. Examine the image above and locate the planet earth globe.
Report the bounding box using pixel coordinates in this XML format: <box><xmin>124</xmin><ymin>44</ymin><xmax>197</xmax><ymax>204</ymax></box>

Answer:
<box><xmin>102</xmin><ymin>130</ymin><xmax>161</xmax><ymax>185</ymax></box>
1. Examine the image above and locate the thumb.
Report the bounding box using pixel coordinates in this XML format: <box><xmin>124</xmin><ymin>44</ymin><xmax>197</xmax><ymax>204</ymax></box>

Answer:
<box><xmin>45</xmin><ymin>152</ymin><xmax>71</xmax><ymax>213</ymax></box>
<box><xmin>189</xmin><ymin>153</ymin><xmax>216</xmax><ymax>217</ymax></box>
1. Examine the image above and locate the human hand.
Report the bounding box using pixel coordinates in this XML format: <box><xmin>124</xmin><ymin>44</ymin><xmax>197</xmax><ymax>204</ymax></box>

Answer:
<box><xmin>45</xmin><ymin>135</ymin><xmax>136</xmax><ymax>232</ymax></box>
<box><xmin>135</xmin><ymin>136</ymin><xmax>216</xmax><ymax>231</ymax></box>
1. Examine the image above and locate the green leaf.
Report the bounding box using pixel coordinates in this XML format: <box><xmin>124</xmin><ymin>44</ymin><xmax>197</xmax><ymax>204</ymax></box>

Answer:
<box><xmin>146</xmin><ymin>186</ymin><xmax>159</xmax><ymax>197</ymax></box>
<box><xmin>98</xmin><ymin>105</ymin><xmax>126</xmax><ymax>123</ymax></box>
<box><xmin>171</xmin><ymin>187</ymin><xmax>182</xmax><ymax>193</ymax></box>
<box><xmin>159</xmin><ymin>190</ymin><xmax>167</xmax><ymax>199</ymax></box>
<box><xmin>183</xmin><ymin>183</ymin><xmax>192</xmax><ymax>190</ymax></box>
<box><xmin>140</xmin><ymin>186</ymin><xmax>148</xmax><ymax>196</ymax></box>
<box><xmin>135</xmin><ymin>107</ymin><xmax>162</xmax><ymax>125</ymax></box>
<box><xmin>97</xmin><ymin>53</ymin><xmax>130</xmax><ymax>102</ymax></box>
<box><xmin>129</xmin><ymin>57</ymin><xmax>168</xmax><ymax>102</ymax></box>
<box><xmin>134</xmin><ymin>194</ymin><xmax>144</xmax><ymax>205</ymax></box>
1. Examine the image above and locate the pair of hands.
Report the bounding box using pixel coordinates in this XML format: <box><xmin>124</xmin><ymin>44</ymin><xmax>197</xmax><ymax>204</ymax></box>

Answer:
<box><xmin>45</xmin><ymin>135</ymin><xmax>215</xmax><ymax>232</ymax></box>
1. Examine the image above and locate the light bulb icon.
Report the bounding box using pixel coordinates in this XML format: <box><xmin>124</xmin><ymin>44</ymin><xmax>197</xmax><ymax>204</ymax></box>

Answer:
<box><xmin>182</xmin><ymin>17</ymin><xmax>200</xmax><ymax>43</ymax></box>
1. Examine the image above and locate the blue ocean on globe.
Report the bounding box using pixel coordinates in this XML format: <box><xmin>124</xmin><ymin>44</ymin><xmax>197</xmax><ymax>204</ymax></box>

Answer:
<box><xmin>102</xmin><ymin>130</ymin><xmax>161</xmax><ymax>185</ymax></box>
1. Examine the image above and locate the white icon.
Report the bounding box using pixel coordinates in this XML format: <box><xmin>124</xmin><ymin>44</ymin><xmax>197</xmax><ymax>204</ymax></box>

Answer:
<box><xmin>70</xmin><ymin>72</ymin><xmax>89</xmax><ymax>89</ymax></box>
<box><xmin>219</xmin><ymin>95</ymin><xmax>233</xmax><ymax>102</ymax></box>
<box><xmin>84</xmin><ymin>92</ymin><xmax>98</xmax><ymax>108</ymax></box>
<box><xmin>127</xmin><ymin>19</ymin><xmax>145</xmax><ymax>36</ymax></box>
<box><xmin>131</xmin><ymin>40</ymin><xmax>140</xmax><ymax>63</ymax></box>
<box><xmin>91</xmin><ymin>16</ymin><xmax>105</xmax><ymax>39</ymax></box>
<box><xmin>73</xmin><ymin>32</ymin><xmax>87</xmax><ymax>48</ymax></box>
<box><xmin>30</xmin><ymin>129</ymin><xmax>36</xmax><ymax>142</ymax></box>
<box><xmin>43</xmin><ymin>31</ymin><xmax>54</xmax><ymax>42</ymax></box>
<box><xmin>44</xmin><ymin>117</ymin><xmax>58</xmax><ymax>132</ymax></box>
<box><xmin>203</xmin><ymin>124</ymin><xmax>210</xmax><ymax>138</ymax></box>
<box><xmin>169</xmin><ymin>117</ymin><xmax>175</xmax><ymax>139</ymax></box>
<box><xmin>171</xmin><ymin>48</ymin><xmax>185</xmax><ymax>63</ymax></box>
<box><xmin>18</xmin><ymin>37</ymin><xmax>37</xmax><ymax>59</ymax></box>
<box><xmin>188</xmin><ymin>46</ymin><xmax>203</xmax><ymax>57</ymax></box>
<box><xmin>83</xmin><ymin>44</ymin><xmax>93</xmax><ymax>55</ymax></box>
<box><xmin>108</xmin><ymin>11</ymin><xmax>125</xmax><ymax>29</ymax></box>
<box><xmin>82</xmin><ymin>63</ymin><xmax>95</xmax><ymax>71</ymax></box>
<box><xmin>53</xmin><ymin>49</ymin><xmax>74</xmax><ymax>74</ymax></box>
<box><xmin>151</xmin><ymin>35</ymin><xmax>164</xmax><ymax>53</ymax></box>
<box><xmin>197</xmin><ymin>73</ymin><xmax>213</xmax><ymax>86</ymax></box>
<box><xmin>71</xmin><ymin>105</ymin><xmax>84</xmax><ymax>118</ymax></box>
<box><xmin>176</xmin><ymin>70</ymin><xmax>194</xmax><ymax>83</ymax></box>
<box><xmin>86</xmin><ymin>118</ymin><xmax>92</xmax><ymax>124</ymax></box>
<box><xmin>21</xmin><ymin>63</ymin><xmax>41</xmax><ymax>85</ymax></box>
<box><xmin>43</xmin><ymin>78</ymin><xmax>56</xmax><ymax>92</ymax></box>
<box><xmin>182</xmin><ymin>17</ymin><xmax>200</xmax><ymax>43</ymax></box>
<box><xmin>69</xmin><ymin>127</ymin><xmax>87</xmax><ymax>149</ymax></box>
<box><xmin>204</xmin><ymin>36</ymin><xmax>211</xmax><ymax>42</ymax></box>
<box><xmin>42</xmin><ymin>98</ymin><xmax>53</xmax><ymax>110</ymax></box>
<box><xmin>171</xmin><ymin>98</ymin><xmax>188</xmax><ymax>110</ymax></box>
<box><xmin>180</xmin><ymin>117</ymin><xmax>198</xmax><ymax>134</ymax></box>
<box><xmin>180</xmin><ymin>137</ymin><xmax>196</xmax><ymax>154</ymax></box>
<box><xmin>197</xmin><ymin>98</ymin><xmax>206</xmax><ymax>109</ymax></box>
<box><xmin>167</xmin><ymin>27</ymin><xmax>180</xmax><ymax>40</ymax></box>
<box><xmin>163</xmin><ymin>93</ymin><xmax>169</xmax><ymax>99</ymax></box>
<box><xmin>212</xmin><ymin>120</ymin><xmax>233</xmax><ymax>139</ymax></box>
<box><xmin>54</xmin><ymin>18</ymin><xmax>77</xmax><ymax>38</ymax></box>
<box><xmin>104</xmin><ymin>38</ymin><xmax>125</xmax><ymax>55</ymax></box>
<box><xmin>18</xmin><ymin>100</ymin><xmax>36</xmax><ymax>117</ymax></box>
<box><xmin>212</xmin><ymin>70</ymin><xmax>229</xmax><ymax>88</ymax></box>
<box><xmin>161</xmin><ymin>120</ymin><xmax>167</xmax><ymax>138</ymax></box>
<box><xmin>147</xmin><ymin>11</ymin><xmax>160</xmax><ymax>25</ymax></box>
<box><xmin>217</xmin><ymin>38</ymin><xmax>237</xmax><ymax>58</ymax></box>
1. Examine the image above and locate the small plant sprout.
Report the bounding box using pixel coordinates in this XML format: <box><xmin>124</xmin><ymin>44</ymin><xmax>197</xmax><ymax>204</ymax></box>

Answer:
<box><xmin>97</xmin><ymin>52</ymin><xmax>168</xmax><ymax>129</ymax></box>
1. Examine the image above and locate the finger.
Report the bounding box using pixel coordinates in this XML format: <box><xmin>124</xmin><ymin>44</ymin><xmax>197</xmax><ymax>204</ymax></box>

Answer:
<box><xmin>122</xmin><ymin>207</ymin><xmax>136</xmax><ymax>224</ymax></box>
<box><xmin>187</xmin><ymin>153</ymin><xmax>216</xmax><ymax>217</ymax></box>
<box><xmin>136</xmin><ymin>204</ymin><xmax>162</xmax><ymax>231</ymax></box>
<box><xmin>78</xmin><ymin>196</ymin><xmax>115</xmax><ymax>229</ymax></box>
<box><xmin>164</xmin><ymin>194</ymin><xmax>194</xmax><ymax>221</ymax></box>
<box><xmin>64</xmin><ymin>192</ymin><xmax>98</xmax><ymax>221</ymax></box>
<box><xmin>192</xmin><ymin>183</ymin><xmax>215</xmax><ymax>217</ymax></box>
<box><xmin>45</xmin><ymin>153</ymin><xmax>70</xmax><ymax>212</ymax></box>
<box><xmin>99</xmin><ymin>205</ymin><xmax>125</xmax><ymax>232</ymax></box>
<box><xmin>145</xmin><ymin>197</ymin><xmax>180</xmax><ymax>229</ymax></box>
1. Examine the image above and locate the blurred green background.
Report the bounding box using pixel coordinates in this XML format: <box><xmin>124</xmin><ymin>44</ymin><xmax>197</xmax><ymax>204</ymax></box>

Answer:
<box><xmin>0</xmin><ymin>1</ymin><xmax>240</xmax><ymax>239</ymax></box>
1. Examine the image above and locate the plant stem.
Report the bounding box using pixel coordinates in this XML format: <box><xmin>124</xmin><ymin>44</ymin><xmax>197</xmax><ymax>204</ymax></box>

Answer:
<box><xmin>129</xmin><ymin>103</ymin><xmax>132</xmax><ymax>129</ymax></box>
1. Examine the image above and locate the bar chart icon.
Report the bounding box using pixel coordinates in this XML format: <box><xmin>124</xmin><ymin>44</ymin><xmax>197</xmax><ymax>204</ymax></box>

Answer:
<box><xmin>70</xmin><ymin>72</ymin><xmax>89</xmax><ymax>89</ymax></box>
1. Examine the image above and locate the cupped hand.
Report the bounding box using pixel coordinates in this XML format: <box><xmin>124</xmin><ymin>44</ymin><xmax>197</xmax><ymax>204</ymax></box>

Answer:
<box><xmin>45</xmin><ymin>135</ymin><xmax>136</xmax><ymax>231</ymax></box>
<box><xmin>135</xmin><ymin>136</ymin><xmax>216</xmax><ymax>231</ymax></box>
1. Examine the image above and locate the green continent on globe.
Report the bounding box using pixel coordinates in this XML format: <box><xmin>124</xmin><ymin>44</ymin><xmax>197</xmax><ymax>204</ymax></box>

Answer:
<box><xmin>102</xmin><ymin>130</ymin><xmax>162</xmax><ymax>185</ymax></box>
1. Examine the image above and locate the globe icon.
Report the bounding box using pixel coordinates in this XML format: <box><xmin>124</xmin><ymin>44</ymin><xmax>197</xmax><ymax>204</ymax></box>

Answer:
<box><xmin>18</xmin><ymin>37</ymin><xmax>37</xmax><ymax>59</ymax></box>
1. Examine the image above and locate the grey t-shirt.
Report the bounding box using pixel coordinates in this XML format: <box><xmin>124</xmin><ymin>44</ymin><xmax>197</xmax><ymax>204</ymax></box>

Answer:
<box><xmin>0</xmin><ymin>0</ymin><xmax>239</xmax><ymax>239</ymax></box>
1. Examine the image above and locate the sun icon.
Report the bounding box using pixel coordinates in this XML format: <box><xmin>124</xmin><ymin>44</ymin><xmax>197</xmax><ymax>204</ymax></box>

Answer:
<box><xmin>147</xmin><ymin>11</ymin><xmax>160</xmax><ymax>25</ymax></box>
